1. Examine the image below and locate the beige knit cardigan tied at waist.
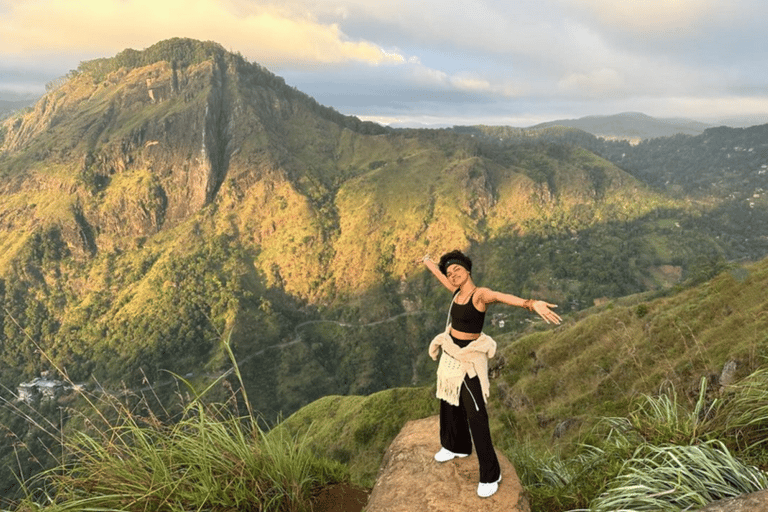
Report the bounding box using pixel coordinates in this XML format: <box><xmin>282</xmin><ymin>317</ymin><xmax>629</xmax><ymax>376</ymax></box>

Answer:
<box><xmin>428</xmin><ymin>331</ymin><xmax>497</xmax><ymax>406</ymax></box>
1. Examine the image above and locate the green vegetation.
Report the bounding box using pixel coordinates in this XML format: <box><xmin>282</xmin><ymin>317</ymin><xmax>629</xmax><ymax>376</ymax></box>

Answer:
<box><xmin>3</xmin><ymin>258</ymin><xmax>768</xmax><ymax>511</ymax></box>
<box><xmin>487</xmin><ymin>257</ymin><xmax>768</xmax><ymax>511</ymax></box>
<box><xmin>510</xmin><ymin>371</ymin><xmax>768</xmax><ymax>511</ymax></box>
<box><xmin>458</xmin><ymin>123</ymin><xmax>768</xmax><ymax>262</ymax></box>
<box><xmin>491</xmin><ymin>257</ymin><xmax>768</xmax><ymax>442</ymax></box>
<box><xmin>76</xmin><ymin>38</ymin><xmax>241</xmax><ymax>81</ymax></box>
<box><xmin>9</xmin><ymin>346</ymin><xmax>348</xmax><ymax>512</ymax></box>
<box><xmin>219</xmin><ymin>258</ymin><xmax>767</xmax><ymax>511</ymax></box>
<box><xmin>14</xmin><ymin>401</ymin><xmax>346</xmax><ymax>512</ymax></box>
<box><xmin>276</xmin><ymin>386</ymin><xmax>439</xmax><ymax>487</ymax></box>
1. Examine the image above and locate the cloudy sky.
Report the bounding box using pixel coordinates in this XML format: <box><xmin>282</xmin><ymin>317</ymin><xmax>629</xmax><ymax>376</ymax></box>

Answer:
<box><xmin>2</xmin><ymin>0</ymin><xmax>767</xmax><ymax>127</ymax></box>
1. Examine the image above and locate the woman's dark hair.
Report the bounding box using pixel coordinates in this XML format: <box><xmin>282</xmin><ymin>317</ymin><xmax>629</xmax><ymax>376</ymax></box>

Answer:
<box><xmin>438</xmin><ymin>250</ymin><xmax>472</xmax><ymax>275</ymax></box>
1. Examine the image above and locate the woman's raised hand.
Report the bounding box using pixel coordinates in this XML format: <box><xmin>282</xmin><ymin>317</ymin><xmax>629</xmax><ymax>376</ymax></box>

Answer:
<box><xmin>532</xmin><ymin>301</ymin><xmax>562</xmax><ymax>325</ymax></box>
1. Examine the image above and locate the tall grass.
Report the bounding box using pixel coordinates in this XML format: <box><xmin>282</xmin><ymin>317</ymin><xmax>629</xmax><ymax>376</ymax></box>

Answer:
<box><xmin>10</xmin><ymin>338</ymin><xmax>347</xmax><ymax>512</ymax></box>
<box><xmin>508</xmin><ymin>442</ymin><xmax>627</xmax><ymax>512</ymax></box>
<box><xmin>623</xmin><ymin>378</ymin><xmax>718</xmax><ymax>446</ymax></box>
<box><xmin>716</xmin><ymin>367</ymin><xmax>768</xmax><ymax>451</ymax></box>
<box><xmin>511</xmin><ymin>370</ymin><xmax>768</xmax><ymax>512</ymax></box>
<box><xmin>19</xmin><ymin>400</ymin><xmax>346</xmax><ymax>512</ymax></box>
<box><xmin>591</xmin><ymin>441</ymin><xmax>768</xmax><ymax>512</ymax></box>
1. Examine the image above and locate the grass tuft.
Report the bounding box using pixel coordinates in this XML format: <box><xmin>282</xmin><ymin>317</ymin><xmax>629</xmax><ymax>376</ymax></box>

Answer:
<box><xmin>11</xmin><ymin>336</ymin><xmax>347</xmax><ymax>512</ymax></box>
<box><xmin>591</xmin><ymin>441</ymin><xmax>768</xmax><ymax>512</ymax></box>
<box><xmin>510</xmin><ymin>369</ymin><xmax>768</xmax><ymax>512</ymax></box>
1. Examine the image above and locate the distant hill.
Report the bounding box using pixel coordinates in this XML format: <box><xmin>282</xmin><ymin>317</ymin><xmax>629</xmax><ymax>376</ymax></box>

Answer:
<box><xmin>594</xmin><ymin>123</ymin><xmax>768</xmax><ymax>197</ymax></box>
<box><xmin>0</xmin><ymin>98</ymin><xmax>36</xmax><ymax>120</ymax></box>
<box><xmin>714</xmin><ymin>114</ymin><xmax>768</xmax><ymax>128</ymax></box>
<box><xmin>530</xmin><ymin>112</ymin><xmax>711</xmax><ymax>141</ymax></box>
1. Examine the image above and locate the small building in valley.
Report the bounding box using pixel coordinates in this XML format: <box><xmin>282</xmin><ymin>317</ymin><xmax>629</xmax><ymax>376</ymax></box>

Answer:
<box><xmin>17</xmin><ymin>374</ymin><xmax>83</xmax><ymax>404</ymax></box>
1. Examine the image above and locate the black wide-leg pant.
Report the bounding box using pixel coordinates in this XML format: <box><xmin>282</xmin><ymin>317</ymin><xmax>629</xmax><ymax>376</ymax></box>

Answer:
<box><xmin>439</xmin><ymin>374</ymin><xmax>501</xmax><ymax>484</ymax></box>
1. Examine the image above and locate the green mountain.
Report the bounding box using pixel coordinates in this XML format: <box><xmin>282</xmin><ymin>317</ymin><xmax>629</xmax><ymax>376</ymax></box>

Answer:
<box><xmin>454</xmin><ymin>123</ymin><xmax>768</xmax><ymax>263</ymax></box>
<box><xmin>0</xmin><ymin>39</ymin><xmax>669</xmax><ymax>386</ymax></box>
<box><xmin>2</xmin><ymin>38</ymin><xmax>768</xmax><ymax>504</ymax></box>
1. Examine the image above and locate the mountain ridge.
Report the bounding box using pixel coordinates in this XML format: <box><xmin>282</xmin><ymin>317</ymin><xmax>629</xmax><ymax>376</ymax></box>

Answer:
<box><xmin>1</xmin><ymin>39</ymin><xmax>680</xmax><ymax>301</ymax></box>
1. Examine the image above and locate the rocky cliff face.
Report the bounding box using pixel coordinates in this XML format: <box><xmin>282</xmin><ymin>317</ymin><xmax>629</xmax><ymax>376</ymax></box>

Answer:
<box><xmin>1</xmin><ymin>39</ymin><xmax>403</xmax><ymax>296</ymax></box>
<box><xmin>2</xmin><ymin>53</ymin><xmax>245</xmax><ymax>246</ymax></box>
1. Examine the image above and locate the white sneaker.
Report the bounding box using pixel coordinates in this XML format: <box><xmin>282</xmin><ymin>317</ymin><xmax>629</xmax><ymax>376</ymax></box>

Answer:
<box><xmin>477</xmin><ymin>474</ymin><xmax>502</xmax><ymax>498</ymax></box>
<box><xmin>434</xmin><ymin>447</ymin><xmax>469</xmax><ymax>462</ymax></box>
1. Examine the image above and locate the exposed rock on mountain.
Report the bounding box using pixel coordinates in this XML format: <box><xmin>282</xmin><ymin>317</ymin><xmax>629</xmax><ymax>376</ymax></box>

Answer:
<box><xmin>696</xmin><ymin>490</ymin><xmax>768</xmax><ymax>512</ymax></box>
<box><xmin>365</xmin><ymin>415</ymin><xmax>529</xmax><ymax>512</ymax></box>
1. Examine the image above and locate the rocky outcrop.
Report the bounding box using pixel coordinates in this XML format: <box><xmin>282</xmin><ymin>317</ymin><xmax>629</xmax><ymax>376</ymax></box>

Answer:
<box><xmin>365</xmin><ymin>415</ymin><xmax>529</xmax><ymax>512</ymax></box>
<box><xmin>696</xmin><ymin>490</ymin><xmax>768</xmax><ymax>511</ymax></box>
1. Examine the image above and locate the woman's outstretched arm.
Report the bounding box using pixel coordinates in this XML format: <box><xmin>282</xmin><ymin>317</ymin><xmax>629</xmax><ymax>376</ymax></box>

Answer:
<box><xmin>477</xmin><ymin>288</ymin><xmax>562</xmax><ymax>325</ymax></box>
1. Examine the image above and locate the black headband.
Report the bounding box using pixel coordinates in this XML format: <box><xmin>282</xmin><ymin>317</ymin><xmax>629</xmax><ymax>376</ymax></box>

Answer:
<box><xmin>445</xmin><ymin>258</ymin><xmax>470</xmax><ymax>272</ymax></box>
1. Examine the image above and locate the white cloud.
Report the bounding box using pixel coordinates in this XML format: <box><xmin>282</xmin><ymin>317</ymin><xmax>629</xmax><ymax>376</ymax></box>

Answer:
<box><xmin>409</xmin><ymin>64</ymin><xmax>449</xmax><ymax>87</ymax></box>
<box><xmin>450</xmin><ymin>75</ymin><xmax>491</xmax><ymax>93</ymax></box>
<box><xmin>554</xmin><ymin>0</ymin><xmax>728</xmax><ymax>36</ymax></box>
<box><xmin>558</xmin><ymin>68</ymin><xmax>625</xmax><ymax>97</ymax></box>
<box><xmin>1</xmin><ymin>0</ymin><xmax>766</xmax><ymax>124</ymax></box>
<box><xmin>278</xmin><ymin>0</ymin><xmax>570</xmax><ymax>62</ymax></box>
<box><xmin>0</xmin><ymin>0</ymin><xmax>406</xmax><ymax>67</ymax></box>
<box><xmin>653</xmin><ymin>95</ymin><xmax>768</xmax><ymax>119</ymax></box>
<box><xmin>450</xmin><ymin>74</ymin><xmax>529</xmax><ymax>98</ymax></box>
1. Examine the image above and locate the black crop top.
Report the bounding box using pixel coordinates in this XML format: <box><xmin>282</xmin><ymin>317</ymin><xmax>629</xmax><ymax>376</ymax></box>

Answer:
<box><xmin>450</xmin><ymin>290</ymin><xmax>486</xmax><ymax>334</ymax></box>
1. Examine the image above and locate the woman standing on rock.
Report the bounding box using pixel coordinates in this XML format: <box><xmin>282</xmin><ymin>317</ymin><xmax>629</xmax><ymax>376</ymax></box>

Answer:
<box><xmin>421</xmin><ymin>249</ymin><xmax>561</xmax><ymax>498</ymax></box>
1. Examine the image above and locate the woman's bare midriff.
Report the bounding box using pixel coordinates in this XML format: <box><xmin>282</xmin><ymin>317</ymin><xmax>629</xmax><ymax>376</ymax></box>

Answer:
<box><xmin>450</xmin><ymin>328</ymin><xmax>481</xmax><ymax>341</ymax></box>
